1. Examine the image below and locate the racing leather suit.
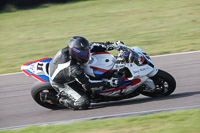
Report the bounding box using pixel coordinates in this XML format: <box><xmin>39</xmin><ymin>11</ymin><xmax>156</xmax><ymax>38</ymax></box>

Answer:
<box><xmin>49</xmin><ymin>42</ymin><xmax>114</xmax><ymax>110</ymax></box>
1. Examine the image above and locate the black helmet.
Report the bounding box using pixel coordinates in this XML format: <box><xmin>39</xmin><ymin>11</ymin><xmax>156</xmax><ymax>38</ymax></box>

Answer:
<box><xmin>68</xmin><ymin>36</ymin><xmax>90</xmax><ymax>63</ymax></box>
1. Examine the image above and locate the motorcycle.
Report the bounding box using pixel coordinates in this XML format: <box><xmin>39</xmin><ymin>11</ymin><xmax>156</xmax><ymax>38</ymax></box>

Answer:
<box><xmin>21</xmin><ymin>42</ymin><xmax>176</xmax><ymax>110</ymax></box>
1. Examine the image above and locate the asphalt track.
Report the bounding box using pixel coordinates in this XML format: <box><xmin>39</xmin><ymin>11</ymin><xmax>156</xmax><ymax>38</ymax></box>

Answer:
<box><xmin>0</xmin><ymin>51</ymin><xmax>200</xmax><ymax>129</ymax></box>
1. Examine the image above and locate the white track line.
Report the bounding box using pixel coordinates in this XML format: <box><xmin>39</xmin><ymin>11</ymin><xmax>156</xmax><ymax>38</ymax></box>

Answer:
<box><xmin>1</xmin><ymin>104</ymin><xmax>200</xmax><ymax>131</ymax></box>
<box><xmin>0</xmin><ymin>72</ymin><xmax>23</xmax><ymax>77</ymax></box>
<box><xmin>152</xmin><ymin>50</ymin><xmax>200</xmax><ymax>58</ymax></box>
<box><xmin>0</xmin><ymin>50</ymin><xmax>200</xmax><ymax>77</ymax></box>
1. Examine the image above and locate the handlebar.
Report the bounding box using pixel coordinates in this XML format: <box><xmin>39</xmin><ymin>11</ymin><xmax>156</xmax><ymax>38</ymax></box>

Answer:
<box><xmin>112</xmin><ymin>41</ymin><xmax>134</xmax><ymax>52</ymax></box>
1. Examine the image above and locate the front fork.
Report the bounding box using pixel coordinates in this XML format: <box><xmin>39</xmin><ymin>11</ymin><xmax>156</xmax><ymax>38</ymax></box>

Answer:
<box><xmin>147</xmin><ymin>67</ymin><xmax>158</xmax><ymax>77</ymax></box>
<box><xmin>142</xmin><ymin>67</ymin><xmax>158</xmax><ymax>92</ymax></box>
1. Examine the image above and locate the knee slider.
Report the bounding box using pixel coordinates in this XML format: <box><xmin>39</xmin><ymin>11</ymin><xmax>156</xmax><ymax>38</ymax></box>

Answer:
<box><xmin>74</xmin><ymin>95</ymin><xmax>90</xmax><ymax>110</ymax></box>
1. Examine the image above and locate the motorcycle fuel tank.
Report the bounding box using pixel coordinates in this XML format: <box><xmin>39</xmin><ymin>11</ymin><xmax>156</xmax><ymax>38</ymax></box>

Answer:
<box><xmin>83</xmin><ymin>52</ymin><xmax>116</xmax><ymax>78</ymax></box>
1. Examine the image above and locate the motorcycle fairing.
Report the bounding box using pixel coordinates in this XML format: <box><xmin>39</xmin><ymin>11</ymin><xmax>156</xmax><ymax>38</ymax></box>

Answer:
<box><xmin>97</xmin><ymin>78</ymin><xmax>141</xmax><ymax>94</ymax></box>
<box><xmin>84</xmin><ymin>52</ymin><xmax>116</xmax><ymax>78</ymax></box>
<box><xmin>90</xmin><ymin>66</ymin><xmax>113</xmax><ymax>79</ymax></box>
<box><xmin>21</xmin><ymin>57</ymin><xmax>52</xmax><ymax>82</ymax></box>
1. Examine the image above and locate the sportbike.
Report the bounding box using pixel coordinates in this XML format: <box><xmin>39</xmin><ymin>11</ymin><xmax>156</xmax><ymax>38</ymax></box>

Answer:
<box><xmin>21</xmin><ymin>42</ymin><xmax>176</xmax><ymax>109</ymax></box>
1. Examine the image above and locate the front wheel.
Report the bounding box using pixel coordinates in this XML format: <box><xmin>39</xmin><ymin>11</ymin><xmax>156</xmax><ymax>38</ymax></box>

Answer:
<box><xmin>31</xmin><ymin>81</ymin><xmax>63</xmax><ymax>110</ymax></box>
<box><xmin>141</xmin><ymin>69</ymin><xmax>176</xmax><ymax>97</ymax></box>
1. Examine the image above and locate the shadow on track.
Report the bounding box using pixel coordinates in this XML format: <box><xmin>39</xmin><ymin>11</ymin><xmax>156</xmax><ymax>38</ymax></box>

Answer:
<box><xmin>90</xmin><ymin>91</ymin><xmax>200</xmax><ymax>110</ymax></box>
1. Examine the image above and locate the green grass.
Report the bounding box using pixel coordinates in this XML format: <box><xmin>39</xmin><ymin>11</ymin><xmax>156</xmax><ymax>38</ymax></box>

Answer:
<box><xmin>1</xmin><ymin>108</ymin><xmax>200</xmax><ymax>133</ymax></box>
<box><xmin>0</xmin><ymin>0</ymin><xmax>200</xmax><ymax>74</ymax></box>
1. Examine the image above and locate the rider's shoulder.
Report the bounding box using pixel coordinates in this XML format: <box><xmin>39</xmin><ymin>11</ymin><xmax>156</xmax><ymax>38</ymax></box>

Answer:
<box><xmin>51</xmin><ymin>47</ymin><xmax>70</xmax><ymax>64</ymax></box>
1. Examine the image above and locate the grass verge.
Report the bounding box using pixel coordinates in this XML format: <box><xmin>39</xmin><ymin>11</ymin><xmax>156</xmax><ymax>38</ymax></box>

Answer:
<box><xmin>0</xmin><ymin>108</ymin><xmax>200</xmax><ymax>133</ymax></box>
<box><xmin>0</xmin><ymin>0</ymin><xmax>200</xmax><ymax>74</ymax></box>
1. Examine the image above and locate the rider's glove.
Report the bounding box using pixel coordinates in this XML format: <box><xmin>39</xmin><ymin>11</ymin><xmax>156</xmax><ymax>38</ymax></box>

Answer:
<box><xmin>113</xmin><ymin>41</ymin><xmax>125</xmax><ymax>50</ymax></box>
<box><xmin>104</xmin><ymin>41</ymin><xmax>114</xmax><ymax>51</ymax></box>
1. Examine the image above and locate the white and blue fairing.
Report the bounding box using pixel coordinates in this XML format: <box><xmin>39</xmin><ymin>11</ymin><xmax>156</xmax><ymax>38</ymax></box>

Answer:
<box><xmin>83</xmin><ymin>52</ymin><xmax>116</xmax><ymax>79</ymax></box>
<box><xmin>21</xmin><ymin>57</ymin><xmax>52</xmax><ymax>82</ymax></box>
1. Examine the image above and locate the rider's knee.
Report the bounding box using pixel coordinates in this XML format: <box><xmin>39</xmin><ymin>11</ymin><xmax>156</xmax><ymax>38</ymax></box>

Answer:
<box><xmin>73</xmin><ymin>95</ymin><xmax>90</xmax><ymax>110</ymax></box>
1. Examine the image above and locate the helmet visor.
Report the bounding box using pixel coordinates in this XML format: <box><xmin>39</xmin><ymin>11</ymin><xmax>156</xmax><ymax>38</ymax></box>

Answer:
<box><xmin>72</xmin><ymin>48</ymin><xmax>90</xmax><ymax>61</ymax></box>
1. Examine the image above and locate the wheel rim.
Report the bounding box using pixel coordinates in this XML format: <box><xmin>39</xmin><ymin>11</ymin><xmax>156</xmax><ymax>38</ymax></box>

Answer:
<box><xmin>37</xmin><ymin>89</ymin><xmax>57</xmax><ymax>105</ymax></box>
<box><xmin>154</xmin><ymin>78</ymin><xmax>169</xmax><ymax>95</ymax></box>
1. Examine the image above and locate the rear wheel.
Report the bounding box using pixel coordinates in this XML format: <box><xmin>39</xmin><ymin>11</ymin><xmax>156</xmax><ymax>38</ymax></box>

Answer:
<box><xmin>31</xmin><ymin>81</ymin><xmax>63</xmax><ymax>110</ymax></box>
<box><xmin>141</xmin><ymin>69</ymin><xmax>176</xmax><ymax>97</ymax></box>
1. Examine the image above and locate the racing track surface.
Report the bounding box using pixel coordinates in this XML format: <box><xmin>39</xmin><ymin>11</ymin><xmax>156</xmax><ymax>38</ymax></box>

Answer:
<box><xmin>1</xmin><ymin>51</ymin><xmax>200</xmax><ymax>129</ymax></box>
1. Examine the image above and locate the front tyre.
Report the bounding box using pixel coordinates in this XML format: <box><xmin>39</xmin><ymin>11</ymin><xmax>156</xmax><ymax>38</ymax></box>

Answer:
<box><xmin>141</xmin><ymin>69</ymin><xmax>176</xmax><ymax>97</ymax></box>
<box><xmin>31</xmin><ymin>81</ymin><xmax>62</xmax><ymax>110</ymax></box>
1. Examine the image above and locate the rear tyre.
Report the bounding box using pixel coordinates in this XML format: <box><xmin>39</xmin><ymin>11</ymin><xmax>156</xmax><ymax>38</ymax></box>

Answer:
<box><xmin>31</xmin><ymin>81</ymin><xmax>62</xmax><ymax>110</ymax></box>
<box><xmin>141</xmin><ymin>69</ymin><xmax>176</xmax><ymax>97</ymax></box>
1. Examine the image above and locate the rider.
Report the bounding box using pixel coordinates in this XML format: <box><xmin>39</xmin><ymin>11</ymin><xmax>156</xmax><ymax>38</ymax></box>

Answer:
<box><xmin>49</xmin><ymin>36</ymin><xmax>120</xmax><ymax>110</ymax></box>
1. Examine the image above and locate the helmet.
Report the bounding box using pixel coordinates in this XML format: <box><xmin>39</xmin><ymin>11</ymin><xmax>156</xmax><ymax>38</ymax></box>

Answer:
<box><xmin>68</xmin><ymin>36</ymin><xmax>90</xmax><ymax>63</ymax></box>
